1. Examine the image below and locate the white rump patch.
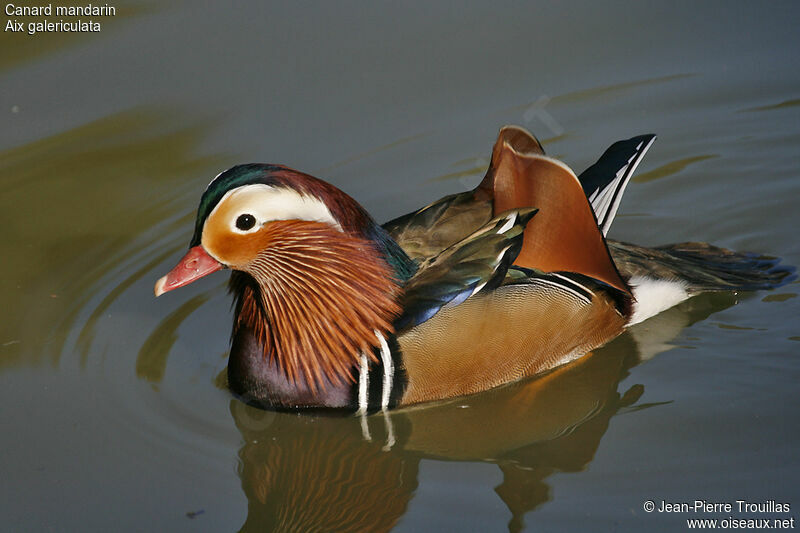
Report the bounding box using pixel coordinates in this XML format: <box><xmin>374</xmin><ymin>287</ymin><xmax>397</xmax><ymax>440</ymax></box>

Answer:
<box><xmin>628</xmin><ymin>275</ymin><xmax>690</xmax><ymax>326</ymax></box>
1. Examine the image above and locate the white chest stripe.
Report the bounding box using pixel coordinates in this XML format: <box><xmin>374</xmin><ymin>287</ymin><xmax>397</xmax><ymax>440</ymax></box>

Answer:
<box><xmin>375</xmin><ymin>330</ymin><xmax>393</xmax><ymax>411</ymax></box>
<box><xmin>356</xmin><ymin>331</ymin><xmax>394</xmax><ymax>415</ymax></box>
<box><xmin>356</xmin><ymin>352</ymin><xmax>369</xmax><ymax>416</ymax></box>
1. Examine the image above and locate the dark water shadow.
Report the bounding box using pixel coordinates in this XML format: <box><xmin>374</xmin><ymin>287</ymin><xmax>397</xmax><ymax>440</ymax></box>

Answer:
<box><xmin>740</xmin><ymin>98</ymin><xmax>800</xmax><ymax>113</ymax></box>
<box><xmin>226</xmin><ymin>291</ymin><xmax>744</xmax><ymax>532</ymax></box>
<box><xmin>137</xmin><ymin>293</ymin><xmax>209</xmax><ymax>384</ymax></box>
<box><xmin>0</xmin><ymin>108</ymin><xmax>230</xmax><ymax>371</ymax></box>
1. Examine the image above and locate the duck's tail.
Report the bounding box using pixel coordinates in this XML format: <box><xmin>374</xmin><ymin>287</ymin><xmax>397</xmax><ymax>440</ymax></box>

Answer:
<box><xmin>609</xmin><ymin>240</ymin><xmax>796</xmax><ymax>294</ymax></box>
<box><xmin>610</xmin><ymin>240</ymin><xmax>796</xmax><ymax>325</ymax></box>
<box><xmin>652</xmin><ymin>242</ymin><xmax>795</xmax><ymax>292</ymax></box>
<box><xmin>578</xmin><ymin>134</ymin><xmax>657</xmax><ymax>236</ymax></box>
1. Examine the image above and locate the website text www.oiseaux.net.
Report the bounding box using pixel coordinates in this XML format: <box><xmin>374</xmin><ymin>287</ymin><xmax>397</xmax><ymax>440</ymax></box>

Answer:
<box><xmin>642</xmin><ymin>499</ymin><xmax>795</xmax><ymax>529</ymax></box>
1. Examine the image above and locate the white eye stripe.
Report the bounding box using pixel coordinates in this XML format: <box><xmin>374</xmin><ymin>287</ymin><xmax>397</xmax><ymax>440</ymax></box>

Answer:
<box><xmin>208</xmin><ymin>184</ymin><xmax>343</xmax><ymax>234</ymax></box>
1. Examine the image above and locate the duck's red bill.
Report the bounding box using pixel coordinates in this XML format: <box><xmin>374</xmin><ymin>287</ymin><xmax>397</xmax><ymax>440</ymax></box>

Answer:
<box><xmin>154</xmin><ymin>246</ymin><xmax>223</xmax><ymax>297</ymax></box>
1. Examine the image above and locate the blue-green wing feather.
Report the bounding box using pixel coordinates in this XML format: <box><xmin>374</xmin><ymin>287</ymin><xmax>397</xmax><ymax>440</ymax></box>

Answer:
<box><xmin>395</xmin><ymin>208</ymin><xmax>537</xmax><ymax>331</ymax></box>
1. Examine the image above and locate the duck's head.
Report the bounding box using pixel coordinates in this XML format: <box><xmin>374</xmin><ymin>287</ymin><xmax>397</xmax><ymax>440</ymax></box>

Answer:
<box><xmin>155</xmin><ymin>164</ymin><xmax>414</xmax><ymax>389</ymax></box>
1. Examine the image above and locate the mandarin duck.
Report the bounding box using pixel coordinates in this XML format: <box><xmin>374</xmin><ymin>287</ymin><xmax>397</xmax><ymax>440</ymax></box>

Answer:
<box><xmin>154</xmin><ymin>126</ymin><xmax>794</xmax><ymax>413</ymax></box>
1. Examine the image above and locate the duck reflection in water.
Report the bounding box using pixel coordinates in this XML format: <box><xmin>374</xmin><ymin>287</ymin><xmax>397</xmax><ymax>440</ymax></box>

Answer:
<box><xmin>228</xmin><ymin>298</ymin><xmax>727</xmax><ymax>533</ymax></box>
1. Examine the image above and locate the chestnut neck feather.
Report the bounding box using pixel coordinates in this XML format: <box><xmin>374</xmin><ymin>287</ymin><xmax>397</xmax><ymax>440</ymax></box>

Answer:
<box><xmin>230</xmin><ymin>220</ymin><xmax>401</xmax><ymax>391</ymax></box>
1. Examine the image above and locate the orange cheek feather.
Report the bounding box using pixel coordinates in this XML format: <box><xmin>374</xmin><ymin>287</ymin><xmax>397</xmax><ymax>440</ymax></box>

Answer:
<box><xmin>202</xmin><ymin>205</ymin><xmax>276</xmax><ymax>269</ymax></box>
<box><xmin>203</xmin><ymin>227</ymin><xmax>267</xmax><ymax>269</ymax></box>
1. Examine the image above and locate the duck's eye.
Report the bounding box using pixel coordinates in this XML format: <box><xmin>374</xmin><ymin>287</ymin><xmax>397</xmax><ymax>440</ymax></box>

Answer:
<box><xmin>236</xmin><ymin>214</ymin><xmax>256</xmax><ymax>231</ymax></box>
